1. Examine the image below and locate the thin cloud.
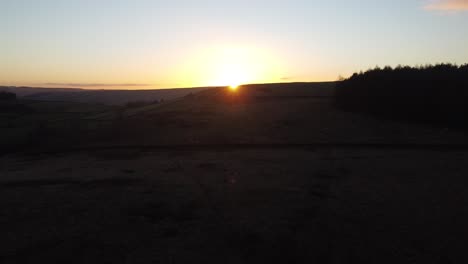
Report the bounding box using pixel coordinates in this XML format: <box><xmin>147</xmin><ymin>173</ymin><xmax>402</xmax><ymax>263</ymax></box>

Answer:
<box><xmin>44</xmin><ymin>83</ymin><xmax>153</xmax><ymax>88</ymax></box>
<box><xmin>425</xmin><ymin>0</ymin><xmax>468</xmax><ymax>11</ymax></box>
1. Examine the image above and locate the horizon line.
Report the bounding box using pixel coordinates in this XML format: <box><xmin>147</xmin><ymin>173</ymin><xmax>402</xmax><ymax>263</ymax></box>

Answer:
<box><xmin>0</xmin><ymin>81</ymin><xmax>338</xmax><ymax>91</ymax></box>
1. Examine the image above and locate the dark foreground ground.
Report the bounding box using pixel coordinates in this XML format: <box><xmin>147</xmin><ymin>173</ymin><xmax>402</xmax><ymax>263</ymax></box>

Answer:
<box><xmin>1</xmin><ymin>83</ymin><xmax>468</xmax><ymax>263</ymax></box>
<box><xmin>1</xmin><ymin>148</ymin><xmax>468</xmax><ymax>263</ymax></box>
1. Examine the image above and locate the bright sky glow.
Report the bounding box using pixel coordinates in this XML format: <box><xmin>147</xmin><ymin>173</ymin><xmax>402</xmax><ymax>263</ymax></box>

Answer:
<box><xmin>1</xmin><ymin>0</ymin><xmax>468</xmax><ymax>89</ymax></box>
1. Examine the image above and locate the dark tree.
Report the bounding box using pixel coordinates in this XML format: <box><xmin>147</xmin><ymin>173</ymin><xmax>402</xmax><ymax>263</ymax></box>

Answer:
<box><xmin>335</xmin><ymin>64</ymin><xmax>468</xmax><ymax>128</ymax></box>
<box><xmin>0</xmin><ymin>91</ymin><xmax>16</xmax><ymax>101</ymax></box>
<box><xmin>0</xmin><ymin>91</ymin><xmax>32</xmax><ymax>113</ymax></box>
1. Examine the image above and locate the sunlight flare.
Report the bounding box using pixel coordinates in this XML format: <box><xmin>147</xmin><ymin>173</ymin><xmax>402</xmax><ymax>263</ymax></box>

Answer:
<box><xmin>229</xmin><ymin>84</ymin><xmax>239</xmax><ymax>91</ymax></box>
<box><xmin>178</xmin><ymin>45</ymin><xmax>283</xmax><ymax>88</ymax></box>
<box><xmin>210</xmin><ymin>47</ymin><xmax>258</xmax><ymax>87</ymax></box>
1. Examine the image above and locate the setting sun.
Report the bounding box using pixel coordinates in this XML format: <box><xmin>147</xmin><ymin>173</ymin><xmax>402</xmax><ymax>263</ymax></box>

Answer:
<box><xmin>210</xmin><ymin>48</ymin><xmax>258</xmax><ymax>87</ymax></box>
<box><xmin>176</xmin><ymin>46</ymin><xmax>283</xmax><ymax>88</ymax></box>
<box><xmin>229</xmin><ymin>84</ymin><xmax>239</xmax><ymax>91</ymax></box>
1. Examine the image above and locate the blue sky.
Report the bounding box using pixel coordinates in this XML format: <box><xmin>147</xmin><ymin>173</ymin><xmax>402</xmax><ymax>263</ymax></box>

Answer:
<box><xmin>1</xmin><ymin>0</ymin><xmax>468</xmax><ymax>88</ymax></box>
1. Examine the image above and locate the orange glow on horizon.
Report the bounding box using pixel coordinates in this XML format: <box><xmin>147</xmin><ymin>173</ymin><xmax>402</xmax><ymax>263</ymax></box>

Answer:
<box><xmin>2</xmin><ymin>45</ymin><xmax>298</xmax><ymax>89</ymax></box>
<box><xmin>229</xmin><ymin>84</ymin><xmax>239</xmax><ymax>91</ymax></box>
<box><xmin>173</xmin><ymin>45</ymin><xmax>284</xmax><ymax>88</ymax></box>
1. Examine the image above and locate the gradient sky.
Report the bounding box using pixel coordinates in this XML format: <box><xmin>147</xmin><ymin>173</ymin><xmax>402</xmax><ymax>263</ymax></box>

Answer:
<box><xmin>1</xmin><ymin>0</ymin><xmax>468</xmax><ymax>89</ymax></box>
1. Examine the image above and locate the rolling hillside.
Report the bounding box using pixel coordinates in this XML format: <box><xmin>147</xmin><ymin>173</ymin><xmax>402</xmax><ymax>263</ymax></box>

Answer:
<box><xmin>2</xmin><ymin>82</ymin><xmax>468</xmax><ymax>263</ymax></box>
<box><xmin>0</xmin><ymin>86</ymin><xmax>211</xmax><ymax>106</ymax></box>
<box><xmin>85</xmin><ymin>82</ymin><xmax>467</xmax><ymax>148</ymax></box>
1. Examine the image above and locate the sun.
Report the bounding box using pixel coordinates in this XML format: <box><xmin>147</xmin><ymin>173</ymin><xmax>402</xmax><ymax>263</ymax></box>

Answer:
<box><xmin>229</xmin><ymin>84</ymin><xmax>239</xmax><ymax>91</ymax></box>
<box><xmin>212</xmin><ymin>60</ymin><xmax>252</xmax><ymax>88</ymax></box>
<box><xmin>207</xmin><ymin>47</ymin><xmax>264</xmax><ymax>88</ymax></box>
<box><xmin>180</xmin><ymin>45</ymin><xmax>282</xmax><ymax>88</ymax></box>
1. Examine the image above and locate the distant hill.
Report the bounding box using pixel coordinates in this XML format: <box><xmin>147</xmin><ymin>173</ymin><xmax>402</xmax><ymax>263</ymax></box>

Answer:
<box><xmin>0</xmin><ymin>86</ymin><xmax>213</xmax><ymax>106</ymax></box>
<box><xmin>0</xmin><ymin>82</ymin><xmax>339</xmax><ymax>153</ymax></box>
<box><xmin>3</xmin><ymin>81</ymin><xmax>468</xmax><ymax>154</ymax></box>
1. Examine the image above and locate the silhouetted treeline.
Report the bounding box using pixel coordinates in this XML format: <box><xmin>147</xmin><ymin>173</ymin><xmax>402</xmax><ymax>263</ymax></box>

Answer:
<box><xmin>0</xmin><ymin>91</ymin><xmax>32</xmax><ymax>113</ymax></box>
<box><xmin>0</xmin><ymin>91</ymin><xmax>16</xmax><ymax>101</ymax></box>
<box><xmin>335</xmin><ymin>64</ymin><xmax>468</xmax><ymax>128</ymax></box>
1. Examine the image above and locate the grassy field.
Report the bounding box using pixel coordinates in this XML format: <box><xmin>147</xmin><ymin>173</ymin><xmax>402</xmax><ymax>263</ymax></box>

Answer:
<box><xmin>0</xmin><ymin>100</ymin><xmax>117</xmax><ymax>153</ymax></box>
<box><xmin>1</xmin><ymin>82</ymin><xmax>468</xmax><ymax>263</ymax></box>
<box><xmin>82</xmin><ymin>82</ymin><xmax>467</xmax><ymax>147</ymax></box>
<box><xmin>1</xmin><ymin>148</ymin><xmax>468</xmax><ymax>263</ymax></box>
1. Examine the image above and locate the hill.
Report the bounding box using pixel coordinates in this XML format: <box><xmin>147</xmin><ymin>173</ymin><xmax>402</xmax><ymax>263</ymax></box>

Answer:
<box><xmin>0</xmin><ymin>86</ymin><xmax>211</xmax><ymax>106</ymax></box>
<box><xmin>81</xmin><ymin>81</ymin><xmax>467</xmax><ymax>148</ymax></box>
<box><xmin>2</xmin><ymin>82</ymin><xmax>468</xmax><ymax>263</ymax></box>
<box><xmin>4</xmin><ymin>81</ymin><xmax>468</xmax><ymax>154</ymax></box>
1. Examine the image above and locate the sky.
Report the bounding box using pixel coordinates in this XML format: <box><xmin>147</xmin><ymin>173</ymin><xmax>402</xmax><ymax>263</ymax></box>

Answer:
<box><xmin>1</xmin><ymin>0</ymin><xmax>468</xmax><ymax>89</ymax></box>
